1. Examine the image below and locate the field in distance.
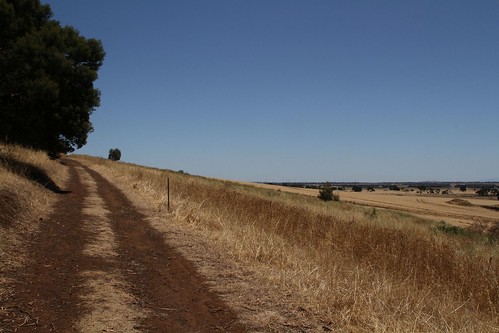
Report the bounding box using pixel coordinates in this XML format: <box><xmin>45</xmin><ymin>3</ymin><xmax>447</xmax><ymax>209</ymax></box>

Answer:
<box><xmin>246</xmin><ymin>182</ymin><xmax>499</xmax><ymax>227</ymax></box>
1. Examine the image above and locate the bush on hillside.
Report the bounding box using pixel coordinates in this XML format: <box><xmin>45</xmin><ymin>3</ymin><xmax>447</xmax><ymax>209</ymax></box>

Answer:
<box><xmin>108</xmin><ymin>148</ymin><xmax>121</xmax><ymax>161</ymax></box>
<box><xmin>435</xmin><ymin>222</ymin><xmax>467</xmax><ymax>236</ymax></box>
<box><xmin>489</xmin><ymin>222</ymin><xmax>499</xmax><ymax>242</ymax></box>
<box><xmin>318</xmin><ymin>183</ymin><xmax>339</xmax><ymax>202</ymax></box>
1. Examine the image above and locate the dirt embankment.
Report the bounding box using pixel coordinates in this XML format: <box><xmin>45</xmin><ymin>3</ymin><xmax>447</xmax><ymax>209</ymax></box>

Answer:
<box><xmin>0</xmin><ymin>159</ymin><xmax>245</xmax><ymax>332</ymax></box>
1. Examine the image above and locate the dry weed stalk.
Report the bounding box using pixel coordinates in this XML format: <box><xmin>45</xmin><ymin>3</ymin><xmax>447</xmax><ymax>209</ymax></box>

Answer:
<box><xmin>75</xmin><ymin>155</ymin><xmax>499</xmax><ymax>332</ymax></box>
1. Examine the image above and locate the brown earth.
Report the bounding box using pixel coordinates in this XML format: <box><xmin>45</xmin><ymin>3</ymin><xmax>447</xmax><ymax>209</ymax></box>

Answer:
<box><xmin>447</xmin><ymin>198</ymin><xmax>473</xmax><ymax>207</ymax></box>
<box><xmin>0</xmin><ymin>159</ymin><xmax>246</xmax><ymax>332</ymax></box>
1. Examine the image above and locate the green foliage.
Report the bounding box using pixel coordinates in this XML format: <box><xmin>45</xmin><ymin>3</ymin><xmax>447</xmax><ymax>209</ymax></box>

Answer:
<box><xmin>476</xmin><ymin>188</ymin><xmax>487</xmax><ymax>196</ymax></box>
<box><xmin>417</xmin><ymin>186</ymin><xmax>427</xmax><ymax>193</ymax></box>
<box><xmin>365</xmin><ymin>208</ymin><xmax>377</xmax><ymax>220</ymax></box>
<box><xmin>108</xmin><ymin>148</ymin><xmax>121</xmax><ymax>161</ymax></box>
<box><xmin>435</xmin><ymin>222</ymin><xmax>466</xmax><ymax>236</ymax></box>
<box><xmin>318</xmin><ymin>183</ymin><xmax>339</xmax><ymax>202</ymax></box>
<box><xmin>352</xmin><ymin>185</ymin><xmax>362</xmax><ymax>192</ymax></box>
<box><xmin>0</xmin><ymin>0</ymin><xmax>105</xmax><ymax>157</ymax></box>
<box><xmin>476</xmin><ymin>187</ymin><xmax>497</xmax><ymax>196</ymax></box>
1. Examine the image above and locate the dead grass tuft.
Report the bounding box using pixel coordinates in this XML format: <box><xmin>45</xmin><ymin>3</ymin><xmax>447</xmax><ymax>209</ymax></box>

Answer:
<box><xmin>0</xmin><ymin>188</ymin><xmax>20</xmax><ymax>228</ymax></box>
<box><xmin>77</xmin><ymin>270</ymin><xmax>146</xmax><ymax>333</ymax></box>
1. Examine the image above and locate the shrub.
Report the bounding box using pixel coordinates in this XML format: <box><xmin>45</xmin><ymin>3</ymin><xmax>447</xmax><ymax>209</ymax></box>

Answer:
<box><xmin>365</xmin><ymin>208</ymin><xmax>377</xmax><ymax>220</ymax></box>
<box><xmin>489</xmin><ymin>222</ymin><xmax>499</xmax><ymax>242</ymax></box>
<box><xmin>108</xmin><ymin>148</ymin><xmax>121</xmax><ymax>161</ymax></box>
<box><xmin>476</xmin><ymin>188</ymin><xmax>487</xmax><ymax>196</ymax></box>
<box><xmin>435</xmin><ymin>222</ymin><xmax>466</xmax><ymax>236</ymax></box>
<box><xmin>318</xmin><ymin>184</ymin><xmax>339</xmax><ymax>201</ymax></box>
<box><xmin>352</xmin><ymin>186</ymin><xmax>362</xmax><ymax>192</ymax></box>
<box><xmin>476</xmin><ymin>187</ymin><xmax>498</xmax><ymax>197</ymax></box>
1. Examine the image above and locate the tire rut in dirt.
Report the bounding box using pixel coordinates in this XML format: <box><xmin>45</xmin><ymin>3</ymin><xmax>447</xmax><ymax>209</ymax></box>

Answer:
<box><xmin>83</xmin><ymin>165</ymin><xmax>246</xmax><ymax>332</ymax></box>
<box><xmin>0</xmin><ymin>160</ymin><xmax>91</xmax><ymax>332</ymax></box>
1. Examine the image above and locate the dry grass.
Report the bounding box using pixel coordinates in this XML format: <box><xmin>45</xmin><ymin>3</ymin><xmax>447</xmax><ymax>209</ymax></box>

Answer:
<box><xmin>74</xmin><ymin>155</ymin><xmax>499</xmax><ymax>332</ymax></box>
<box><xmin>78</xmin><ymin>168</ymin><xmax>117</xmax><ymax>260</ymax></box>
<box><xmin>0</xmin><ymin>144</ymin><xmax>68</xmax><ymax>272</ymax></box>
<box><xmin>249</xmin><ymin>183</ymin><xmax>499</xmax><ymax>227</ymax></box>
<box><xmin>76</xmin><ymin>270</ymin><xmax>146</xmax><ymax>333</ymax></box>
<box><xmin>0</xmin><ymin>143</ymin><xmax>68</xmax><ymax>325</ymax></box>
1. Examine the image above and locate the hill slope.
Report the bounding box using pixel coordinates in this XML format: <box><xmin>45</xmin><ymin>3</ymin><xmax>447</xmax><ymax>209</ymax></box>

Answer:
<box><xmin>2</xmin><ymin>147</ymin><xmax>498</xmax><ymax>332</ymax></box>
<box><xmin>72</xmin><ymin>155</ymin><xmax>499</xmax><ymax>332</ymax></box>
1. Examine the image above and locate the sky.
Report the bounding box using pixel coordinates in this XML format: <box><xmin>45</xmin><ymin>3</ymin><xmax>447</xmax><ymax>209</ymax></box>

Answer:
<box><xmin>43</xmin><ymin>0</ymin><xmax>498</xmax><ymax>182</ymax></box>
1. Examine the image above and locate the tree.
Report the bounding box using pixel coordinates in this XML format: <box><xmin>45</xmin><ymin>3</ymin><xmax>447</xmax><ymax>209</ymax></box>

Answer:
<box><xmin>352</xmin><ymin>186</ymin><xmax>362</xmax><ymax>192</ymax></box>
<box><xmin>0</xmin><ymin>0</ymin><xmax>105</xmax><ymax>157</ymax></box>
<box><xmin>476</xmin><ymin>188</ymin><xmax>491</xmax><ymax>196</ymax></box>
<box><xmin>318</xmin><ymin>184</ymin><xmax>333</xmax><ymax>201</ymax></box>
<box><xmin>318</xmin><ymin>183</ymin><xmax>339</xmax><ymax>202</ymax></box>
<box><xmin>108</xmin><ymin>148</ymin><xmax>121</xmax><ymax>161</ymax></box>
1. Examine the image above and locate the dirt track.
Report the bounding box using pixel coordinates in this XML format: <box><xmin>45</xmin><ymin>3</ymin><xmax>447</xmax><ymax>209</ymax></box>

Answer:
<box><xmin>0</xmin><ymin>159</ymin><xmax>245</xmax><ymax>332</ymax></box>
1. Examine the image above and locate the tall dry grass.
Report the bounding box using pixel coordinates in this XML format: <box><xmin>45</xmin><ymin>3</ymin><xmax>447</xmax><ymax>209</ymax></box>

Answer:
<box><xmin>76</xmin><ymin>155</ymin><xmax>499</xmax><ymax>332</ymax></box>
<box><xmin>0</xmin><ymin>143</ymin><xmax>68</xmax><ymax>274</ymax></box>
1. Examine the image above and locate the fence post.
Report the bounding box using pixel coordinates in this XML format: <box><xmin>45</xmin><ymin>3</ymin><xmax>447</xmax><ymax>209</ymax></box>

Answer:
<box><xmin>167</xmin><ymin>177</ymin><xmax>170</xmax><ymax>211</ymax></box>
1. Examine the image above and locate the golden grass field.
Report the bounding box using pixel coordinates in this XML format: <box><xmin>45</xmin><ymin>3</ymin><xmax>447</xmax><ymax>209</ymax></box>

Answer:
<box><xmin>247</xmin><ymin>183</ymin><xmax>499</xmax><ymax>227</ymax></box>
<box><xmin>2</xmin><ymin>144</ymin><xmax>499</xmax><ymax>332</ymax></box>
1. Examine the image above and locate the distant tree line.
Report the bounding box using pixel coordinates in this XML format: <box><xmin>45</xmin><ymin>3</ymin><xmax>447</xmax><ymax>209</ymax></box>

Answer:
<box><xmin>476</xmin><ymin>187</ymin><xmax>499</xmax><ymax>198</ymax></box>
<box><xmin>269</xmin><ymin>181</ymin><xmax>499</xmax><ymax>200</ymax></box>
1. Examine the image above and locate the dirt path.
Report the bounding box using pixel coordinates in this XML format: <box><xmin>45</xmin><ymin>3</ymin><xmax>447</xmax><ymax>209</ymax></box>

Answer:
<box><xmin>0</xmin><ymin>159</ymin><xmax>245</xmax><ymax>332</ymax></box>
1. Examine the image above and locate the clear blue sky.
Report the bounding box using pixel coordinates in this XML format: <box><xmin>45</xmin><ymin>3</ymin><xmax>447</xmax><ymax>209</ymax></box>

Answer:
<box><xmin>43</xmin><ymin>0</ymin><xmax>498</xmax><ymax>182</ymax></box>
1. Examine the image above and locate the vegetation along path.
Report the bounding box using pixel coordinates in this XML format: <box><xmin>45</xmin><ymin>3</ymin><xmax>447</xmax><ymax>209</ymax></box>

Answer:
<box><xmin>0</xmin><ymin>159</ymin><xmax>245</xmax><ymax>332</ymax></box>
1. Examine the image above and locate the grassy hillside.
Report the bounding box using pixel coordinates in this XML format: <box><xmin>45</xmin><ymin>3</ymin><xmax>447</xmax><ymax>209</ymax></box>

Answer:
<box><xmin>76</xmin><ymin>155</ymin><xmax>499</xmax><ymax>332</ymax></box>
<box><xmin>0</xmin><ymin>144</ymin><xmax>68</xmax><ymax>293</ymax></box>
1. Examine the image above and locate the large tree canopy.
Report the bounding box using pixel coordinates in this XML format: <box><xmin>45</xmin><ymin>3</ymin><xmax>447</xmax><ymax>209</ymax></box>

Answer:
<box><xmin>0</xmin><ymin>0</ymin><xmax>105</xmax><ymax>156</ymax></box>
